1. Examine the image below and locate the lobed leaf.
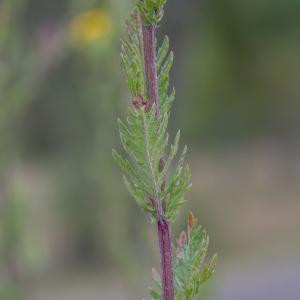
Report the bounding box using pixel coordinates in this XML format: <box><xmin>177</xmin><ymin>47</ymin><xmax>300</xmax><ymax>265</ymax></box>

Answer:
<box><xmin>157</xmin><ymin>35</ymin><xmax>170</xmax><ymax>71</ymax></box>
<box><xmin>149</xmin><ymin>213</ymin><xmax>217</xmax><ymax>300</ymax></box>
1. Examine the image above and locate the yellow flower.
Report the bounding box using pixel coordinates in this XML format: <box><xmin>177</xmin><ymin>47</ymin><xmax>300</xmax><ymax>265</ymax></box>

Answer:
<box><xmin>69</xmin><ymin>9</ymin><xmax>114</xmax><ymax>44</ymax></box>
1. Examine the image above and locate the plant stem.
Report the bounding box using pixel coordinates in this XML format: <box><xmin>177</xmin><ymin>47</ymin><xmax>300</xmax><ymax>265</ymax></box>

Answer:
<box><xmin>142</xmin><ymin>25</ymin><xmax>161</xmax><ymax>119</ymax></box>
<box><xmin>157</xmin><ymin>218</ymin><xmax>175</xmax><ymax>300</ymax></box>
<box><xmin>142</xmin><ymin>23</ymin><xmax>175</xmax><ymax>300</ymax></box>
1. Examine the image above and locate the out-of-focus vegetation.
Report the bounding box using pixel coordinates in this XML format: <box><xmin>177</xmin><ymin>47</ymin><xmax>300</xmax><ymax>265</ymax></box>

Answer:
<box><xmin>0</xmin><ymin>0</ymin><xmax>299</xmax><ymax>299</ymax></box>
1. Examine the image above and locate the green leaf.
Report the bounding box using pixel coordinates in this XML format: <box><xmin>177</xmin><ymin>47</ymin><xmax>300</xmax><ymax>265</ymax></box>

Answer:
<box><xmin>149</xmin><ymin>288</ymin><xmax>162</xmax><ymax>300</ymax></box>
<box><xmin>148</xmin><ymin>213</ymin><xmax>217</xmax><ymax>300</ymax></box>
<box><xmin>123</xmin><ymin>176</ymin><xmax>154</xmax><ymax>213</ymax></box>
<box><xmin>159</xmin><ymin>51</ymin><xmax>174</xmax><ymax>82</ymax></box>
<box><xmin>157</xmin><ymin>35</ymin><xmax>170</xmax><ymax>71</ymax></box>
<box><xmin>173</xmin><ymin>218</ymin><xmax>216</xmax><ymax>300</ymax></box>
<box><xmin>120</xmin><ymin>9</ymin><xmax>145</xmax><ymax>97</ymax></box>
<box><xmin>137</xmin><ymin>0</ymin><xmax>166</xmax><ymax>25</ymax></box>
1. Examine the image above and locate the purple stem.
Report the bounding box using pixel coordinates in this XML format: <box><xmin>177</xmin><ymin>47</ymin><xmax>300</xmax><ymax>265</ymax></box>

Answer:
<box><xmin>142</xmin><ymin>24</ymin><xmax>175</xmax><ymax>300</ymax></box>
<box><xmin>142</xmin><ymin>25</ymin><xmax>161</xmax><ymax>118</ymax></box>
<box><xmin>157</xmin><ymin>218</ymin><xmax>175</xmax><ymax>300</ymax></box>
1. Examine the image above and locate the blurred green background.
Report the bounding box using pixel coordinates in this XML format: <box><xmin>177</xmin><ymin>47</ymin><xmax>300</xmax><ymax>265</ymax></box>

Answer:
<box><xmin>0</xmin><ymin>0</ymin><xmax>299</xmax><ymax>299</ymax></box>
